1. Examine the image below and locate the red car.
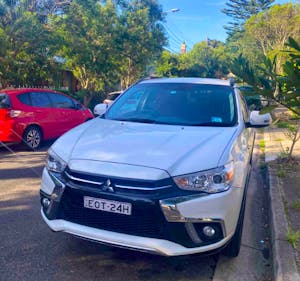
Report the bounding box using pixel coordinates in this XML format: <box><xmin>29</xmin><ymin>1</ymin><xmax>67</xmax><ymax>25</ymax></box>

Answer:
<box><xmin>0</xmin><ymin>88</ymin><xmax>93</xmax><ymax>149</ymax></box>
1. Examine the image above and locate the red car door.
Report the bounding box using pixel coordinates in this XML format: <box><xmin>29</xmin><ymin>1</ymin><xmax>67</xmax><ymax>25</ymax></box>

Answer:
<box><xmin>48</xmin><ymin>93</ymin><xmax>85</xmax><ymax>134</ymax></box>
<box><xmin>29</xmin><ymin>91</ymin><xmax>60</xmax><ymax>139</ymax></box>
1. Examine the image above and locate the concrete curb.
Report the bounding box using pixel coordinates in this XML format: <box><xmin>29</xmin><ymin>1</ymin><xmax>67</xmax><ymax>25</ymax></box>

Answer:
<box><xmin>268</xmin><ymin>166</ymin><xmax>300</xmax><ymax>281</ymax></box>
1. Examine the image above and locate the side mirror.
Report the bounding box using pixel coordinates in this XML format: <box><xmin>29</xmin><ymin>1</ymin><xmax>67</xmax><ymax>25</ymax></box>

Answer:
<box><xmin>247</xmin><ymin>111</ymin><xmax>272</xmax><ymax>128</ymax></box>
<box><xmin>94</xmin><ymin>103</ymin><xmax>108</xmax><ymax>116</ymax></box>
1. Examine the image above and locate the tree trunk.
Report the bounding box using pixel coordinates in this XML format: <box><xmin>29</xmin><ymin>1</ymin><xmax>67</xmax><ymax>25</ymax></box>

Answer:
<box><xmin>288</xmin><ymin>124</ymin><xmax>300</xmax><ymax>159</ymax></box>
<box><xmin>83</xmin><ymin>90</ymin><xmax>94</xmax><ymax>107</ymax></box>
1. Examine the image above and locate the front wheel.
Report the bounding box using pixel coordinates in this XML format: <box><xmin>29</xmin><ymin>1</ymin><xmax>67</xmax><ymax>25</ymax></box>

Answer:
<box><xmin>23</xmin><ymin>126</ymin><xmax>42</xmax><ymax>150</ymax></box>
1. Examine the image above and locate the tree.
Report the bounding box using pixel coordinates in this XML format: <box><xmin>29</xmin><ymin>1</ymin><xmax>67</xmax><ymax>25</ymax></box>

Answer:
<box><xmin>0</xmin><ymin>1</ymin><xmax>58</xmax><ymax>88</ymax></box>
<box><xmin>230</xmin><ymin>37</ymin><xmax>300</xmax><ymax>158</ymax></box>
<box><xmin>222</xmin><ymin>0</ymin><xmax>274</xmax><ymax>37</ymax></box>
<box><xmin>243</xmin><ymin>3</ymin><xmax>300</xmax><ymax>71</ymax></box>
<box><xmin>227</xmin><ymin>3</ymin><xmax>300</xmax><ymax>79</ymax></box>
<box><xmin>189</xmin><ymin>41</ymin><xmax>230</xmax><ymax>78</ymax></box>
<box><xmin>51</xmin><ymin>0</ymin><xmax>166</xmax><ymax>105</ymax></box>
<box><xmin>115</xmin><ymin>0</ymin><xmax>166</xmax><ymax>88</ymax></box>
<box><xmin>155</xmin><ymin>50</ymin><xmax>181</xmax><ymax>77</ymax></box>
<box><xmin>155</xmin><ymin>40</ymin><xmax>230</xmax><ymax>78</ymax></box>
<box><xmin>51</xmin><ymin>0</ymin><xmax>121</xmax><ymax>105</ymax></box>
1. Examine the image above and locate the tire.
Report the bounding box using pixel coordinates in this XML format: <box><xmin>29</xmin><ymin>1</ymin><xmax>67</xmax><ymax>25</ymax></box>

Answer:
<box><xmin>23</xmin><ymin>126</ymin><xmax>42</xmax><ymax>150</ymax></box>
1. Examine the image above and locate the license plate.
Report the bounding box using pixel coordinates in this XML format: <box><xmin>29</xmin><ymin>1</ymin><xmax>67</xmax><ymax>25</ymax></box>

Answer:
<box><xmin>83</xmin><ymin>196</ymin><xmax>132</xmax><ymax>215</ymax></box>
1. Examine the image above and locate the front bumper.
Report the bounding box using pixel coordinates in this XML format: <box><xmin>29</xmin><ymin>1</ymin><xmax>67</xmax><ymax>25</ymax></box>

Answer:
<box><xmin>41</xmin><ymin>209</ymin><xmax>233</xmax><ymax>256</ymax></box>
<box><xmin>40</xmin><ymin>168</ymin><xmax>242</xmax><ymax>256</ymax></box>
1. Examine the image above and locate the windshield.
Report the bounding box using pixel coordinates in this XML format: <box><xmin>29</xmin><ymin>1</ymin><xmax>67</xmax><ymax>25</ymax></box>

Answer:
<box><xmin>0</xmin><ymin>94</ymin><xmax>11</xmax><ymax>109</ymax></box>
<box><xmin>105</xmin><ymin>83</ymin><xmax>237</xmax><ymax>127</ymax></box>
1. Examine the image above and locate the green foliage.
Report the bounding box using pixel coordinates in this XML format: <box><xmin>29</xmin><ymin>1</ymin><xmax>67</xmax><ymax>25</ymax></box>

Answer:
<box><xmin>155</xmin><ymin>41</ymin><xmax>230</xmax><ymax>78</ymax></box>
<box><xmin>259</xmin><ymin>139</ymin><xmax>266</xmax><ymax>151</ymax></box>
<box><xmin>243</xmin><ymin>3</ymin><xmax>300</xmax><ymax>68</ymax></box>
<box><xmin>291</xmin><ymin>199</ymin><xmax>300</xmax><ymax>211</ymax></box>
<box><xmin>286</xmin><ymin>227</ymin><xmax>300</xmax><ymax>249</ymax></box>
<box><xmin>0</xmin><ymin>0</ymin><xmax>166</xmax><ymax>106</ymax></box>
<box><xmin>0</xmin><ymin>1</ymin><xmax>59</xmax><ymax>87</ymax></box>
<box><xmin>228</xmin><ymin>3</ymin><xmax>300</xmax><ymax>78</ymax></box>
<box><xmin>230</xmin><ymin>46</ymin><xmax>300</xmax><ymax>116</ymax></box>
<box><xmin>222</xmin><ymin>0</ymin><xmax>274</xmax><ymax>37</ymax></box>
<box><xmin>259</xmin><ymin>105</ymin><xmax>277</xmax><ymax>114</ymax></box>
<box><xmin>281</xmin><ymin>38</ymin><xmax>300</xmax><ymax>99</ymax></box>
<box><xmin>277</xmin><ymin>168</ymin><xmax>286</xmax><ymax>178</ymax></box>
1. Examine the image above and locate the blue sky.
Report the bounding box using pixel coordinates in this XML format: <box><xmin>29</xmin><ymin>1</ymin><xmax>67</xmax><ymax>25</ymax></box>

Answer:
<box><xmin>159</xmin><ymin>0</ymin><xmax>296</xmax><ymax>53</ymax></box>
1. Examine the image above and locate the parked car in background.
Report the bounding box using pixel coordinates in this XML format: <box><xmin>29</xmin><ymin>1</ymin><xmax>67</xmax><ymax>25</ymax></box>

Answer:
<box><xmin>0</xmin><ymin>88</ymin><xmax>93</xmax><ymax>149</ymax></box>
<box><xmin>103</xmin><ymin>91</ymin><xmax>122</xmax><ymax>105</ymax></box>
<box><xmin>40</xmin><ymin>78</ymin><xmax>271</xmax><ymax>257</ymax></box>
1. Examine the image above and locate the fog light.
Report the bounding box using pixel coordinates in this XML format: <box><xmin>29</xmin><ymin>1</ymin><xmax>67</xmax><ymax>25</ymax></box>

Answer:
<box><xmin>203</xmin><ymin>226</ymin><xmax>216</xmax><ymax>237</ymax></box>
<box><xmin>42</xmin><ymin>198</ymin><xmax>51</xmax><ymax>208</ymax></box>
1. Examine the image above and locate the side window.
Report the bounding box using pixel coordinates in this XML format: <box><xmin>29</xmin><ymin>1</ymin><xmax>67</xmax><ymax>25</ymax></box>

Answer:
<box><xmin>48</xmin><ymin>93</ymin><xmax>75</xmax><ymax>109</ymax></box>
<box><xmin>30</xmin><ymin>92</ymin><xmax>52</xmax><ymax>108</ymax></box>
<box><xmin>17</xmin><ymin>93</ymin><xmax>31</xmax><ymax>106</ymax></box>
<box><xmin>0</xmin><ymin>94</ymin><xmax>11</xmax><ymax>108</ymax></box>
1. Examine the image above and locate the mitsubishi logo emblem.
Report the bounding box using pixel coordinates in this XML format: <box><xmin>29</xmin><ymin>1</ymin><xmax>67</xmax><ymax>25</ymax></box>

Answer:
<box><xmin>102</xmin><ymin>179</ymin><xmax>114</xmax><ymax>192</ymax></box>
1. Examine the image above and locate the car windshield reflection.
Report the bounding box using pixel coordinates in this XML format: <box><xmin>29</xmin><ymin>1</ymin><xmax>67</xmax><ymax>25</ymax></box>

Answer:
<box><xmin>105</xmin><ymin>83</ymin><xmax>237</xmax><ymax>127</ymax></box>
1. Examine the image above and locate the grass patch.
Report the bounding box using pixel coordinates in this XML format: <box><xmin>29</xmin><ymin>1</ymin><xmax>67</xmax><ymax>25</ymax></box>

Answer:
<box><xmin>277</xmin><ymin>169</ymin><xmax>286</xmax><ymax>178</ymax></box>
<box><xmin>259</xmin><ymin>140</ymin><xmax>266</xmax><ymax>152</ymax></box>
<box><xmin>291</xmin><ymin>199</ymin><xmax>300</xmax><ymax>211</ymax></box>
<box><xmin>275</xmin><ymin>138</ymin><xmax>283</xmax><ymax>142</ymax></box>
<box><xmin>276</xmin><ymin>121</ymin><xmax>290</xmax><ymax>129</ymax></box>
<box><xmin>286</xmin><ymin>228</ymin><xmax>300</xmax><ymax>249</ymax></box>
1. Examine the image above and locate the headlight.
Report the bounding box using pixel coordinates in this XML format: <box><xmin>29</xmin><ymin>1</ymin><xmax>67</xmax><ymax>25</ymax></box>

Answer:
<box><xmin>173</xmin><ymin>162</ymin><xmax>234</xmax><ymax>193</ymax></box>
<box><xmin>46</xmin><ymin>150</ymin><xmax>67</xmax><ymax>173</ymax></box>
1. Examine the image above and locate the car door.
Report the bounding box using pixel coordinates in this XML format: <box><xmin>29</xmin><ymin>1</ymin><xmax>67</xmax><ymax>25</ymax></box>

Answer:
<box><xmin>29</xmin><ymin>91</ymin><xmax>60</xmax><ymax>139</ymax></box>
<box><xmin>48</xmin><ymin>93</ymin><xmax>84</xmax><ymax>134</ymax></box>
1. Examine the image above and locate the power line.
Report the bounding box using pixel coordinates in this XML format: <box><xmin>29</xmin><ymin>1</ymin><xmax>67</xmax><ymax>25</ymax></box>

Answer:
<box><xmin>162</xmin><ymin>24</ymin><xmax>183</xmax><ymax>45</ymax></box>
<box><xmin>162</xmin><ymin>23</ymin><xmax>191</xmax><ymax>50</ymax></box>
<box><xmin>163</xmin><ymin>46</ymin><xmax>178</xmax><ymax>54</ymax></box>
<box><xmin>165</xmin><ymin>18</ymin><xmax>196</xmax><ymax>47</ymax></box>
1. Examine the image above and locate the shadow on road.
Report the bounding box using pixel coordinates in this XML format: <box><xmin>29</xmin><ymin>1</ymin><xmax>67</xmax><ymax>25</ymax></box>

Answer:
<box><xmin>0</xmin><ymin>166</ymin><xmax>44</xmax><ymax>179</ymax></box>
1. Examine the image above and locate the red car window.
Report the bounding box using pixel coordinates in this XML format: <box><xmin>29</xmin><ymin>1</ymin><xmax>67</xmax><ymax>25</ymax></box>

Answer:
<box><xmin>48</xmin><ymin>93</ymin><xmax>75</xmax><ymax>109</ymax></box>
<box><xmin>17</xmin><ymin>93</ymin><xmax>31</xmax><ymax>106</ymax></box>
<box><xmin>30</xmin><ymin>92</ymin><xmax>52</xmax><ymax>108</ymax></box>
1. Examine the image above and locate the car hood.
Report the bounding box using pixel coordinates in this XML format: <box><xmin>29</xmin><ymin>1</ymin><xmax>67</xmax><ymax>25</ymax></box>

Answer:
<box><xmin>51</xmin><ymin>119</ymin><xmax>237</xmax><ymax>177</ymax></box>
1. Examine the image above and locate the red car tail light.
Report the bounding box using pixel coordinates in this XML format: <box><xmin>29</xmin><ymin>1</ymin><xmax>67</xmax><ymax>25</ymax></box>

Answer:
<box><xmin>9</xmin><ymin>110</ymin><xmax>22</xmax><ymax>118</ymax></box>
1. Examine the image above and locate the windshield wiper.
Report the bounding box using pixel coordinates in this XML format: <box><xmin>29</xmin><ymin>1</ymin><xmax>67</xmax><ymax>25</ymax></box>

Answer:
<box><xmin>113</xmin><ymin>118</ymin><xmax>160</xmax><ymax>124</ymax></box>
<box><xmin>191</xmin><ymin>122</ymin><xmax>233</xmax><ymax>127</ymax></box>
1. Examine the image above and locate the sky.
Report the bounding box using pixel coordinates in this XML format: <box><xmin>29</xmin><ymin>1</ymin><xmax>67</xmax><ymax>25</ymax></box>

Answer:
<box><xmin>158</xmin><ymin>0</ymin><xmax>297</xmax><ymax>53</ymax></box>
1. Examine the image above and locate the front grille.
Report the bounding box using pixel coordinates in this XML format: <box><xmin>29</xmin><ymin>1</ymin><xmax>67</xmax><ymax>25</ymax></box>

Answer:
<box><xmin>50</xmin><ymin>169</ymin><xmax>223</xmax><ymax>248</ymax></box>
<box><xmin>58</xmin><ymin>187</ymin><xmax>168</xmax><ymax>239</ymax></box>
<box><xmin>63</xmin><ymin>168</ymin><xmax>174</xmax><ymax>193</ymax></box>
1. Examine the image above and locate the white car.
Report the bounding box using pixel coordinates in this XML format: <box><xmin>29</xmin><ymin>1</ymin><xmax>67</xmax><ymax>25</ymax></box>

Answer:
<box><xmin>40</xmin><ymin>78</ymin><xmax>271</xmax><ymax>257</ymax></box>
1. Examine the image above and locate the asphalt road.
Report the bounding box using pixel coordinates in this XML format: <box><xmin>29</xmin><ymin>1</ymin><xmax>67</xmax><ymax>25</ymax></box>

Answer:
<box><xmin>0</xmin><ymin>138</ymin><xmax>271</xmax><ymax>281</ymax></box>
